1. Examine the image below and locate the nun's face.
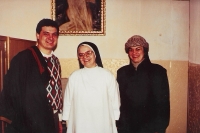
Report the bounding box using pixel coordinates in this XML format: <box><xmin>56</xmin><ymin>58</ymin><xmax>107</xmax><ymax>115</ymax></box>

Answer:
<box><xmin>78</xmin><ymin>45</ymin><xmax>96</xmax><ymax>68</ymax></box>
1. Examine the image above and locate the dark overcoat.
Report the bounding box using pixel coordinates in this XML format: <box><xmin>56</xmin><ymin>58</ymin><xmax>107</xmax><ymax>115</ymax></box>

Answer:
<box><xmin>0</xmin><ymin>46</ymin><xmax>56</xmax><ymax>133</ymax></box>
<box><xmin>117</xmin><ymin>57</ymin><xmax>170</xmax><ymax>133</ymax></box>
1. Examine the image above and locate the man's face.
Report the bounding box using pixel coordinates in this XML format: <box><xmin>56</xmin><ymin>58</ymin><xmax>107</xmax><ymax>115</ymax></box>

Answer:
<box><xmin>36</xmin><ymin>26</ymin><xmax>58</xmax><ymax>54</ymax></box>
<box><xmin>128</xmin><ymin>46</ymin><xmax>145</xmax><ymax>63</ymax></box>
<box><xmin>78</xmin><ymin>45</ymin><xmax>96</xmax><ymax>68</ymax></box>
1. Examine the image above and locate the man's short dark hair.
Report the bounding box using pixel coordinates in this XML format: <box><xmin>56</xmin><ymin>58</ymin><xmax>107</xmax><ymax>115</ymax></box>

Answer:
<box><xmin>36</xmin><ymin>18</ymin><xmax>59</xmax><ymax>35</ymax></box>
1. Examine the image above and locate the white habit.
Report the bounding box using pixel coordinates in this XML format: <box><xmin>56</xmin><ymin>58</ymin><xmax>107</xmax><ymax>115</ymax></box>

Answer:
<box><xmin>62</xmin><ymin>66</ymin><xmax>120</xmax><ymax>133</ymax></box>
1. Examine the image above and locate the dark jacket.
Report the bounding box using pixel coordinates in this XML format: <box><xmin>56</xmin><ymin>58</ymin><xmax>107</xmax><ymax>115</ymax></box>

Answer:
<box><xmin>0</xmin><ymin>46</ymin><xmax>56</xmax><ymax>133</ymax></box>
<box><xmin>116</xmin><ymin>57</ymin><xmax>170</xmax><ymax>133</ymax></box>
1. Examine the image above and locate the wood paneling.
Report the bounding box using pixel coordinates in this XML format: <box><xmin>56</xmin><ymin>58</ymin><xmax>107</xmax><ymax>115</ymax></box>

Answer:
<box><xmin>188</xmin><ymin>63</ymin><xmax>200</xmax><ymax>133</ymax></box>
<box><xmin>0</xmin><ymin>36</ymin><xmax>36</xmax><ymax>91</ymax></box>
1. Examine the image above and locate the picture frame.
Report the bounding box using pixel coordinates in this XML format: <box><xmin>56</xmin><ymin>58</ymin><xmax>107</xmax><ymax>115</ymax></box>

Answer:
<box><xmin>51</xmin><ymin>0</ymin><xmax>106</xmax><ymax>36</ymax></box>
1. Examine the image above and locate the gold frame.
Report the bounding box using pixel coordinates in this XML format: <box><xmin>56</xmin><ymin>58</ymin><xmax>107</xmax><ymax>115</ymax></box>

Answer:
<box><xmin>51</xmin><ymin>0</ymin><xmax>106</xmax><ymax>36</ymax></box>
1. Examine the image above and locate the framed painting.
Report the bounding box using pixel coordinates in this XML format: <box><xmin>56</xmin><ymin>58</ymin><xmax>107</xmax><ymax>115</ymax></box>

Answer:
<box><xmin>51</xmin><ymin>0</ymin><xmax>106</xmax><ymax>36</ymax></box>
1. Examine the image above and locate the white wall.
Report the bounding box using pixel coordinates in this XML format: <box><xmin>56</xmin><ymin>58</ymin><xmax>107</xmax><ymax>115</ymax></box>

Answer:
<box><xmin>0</xmin><ymin>0</ymin><xmax>189</xmax><ymax>61</ymax></box>
<box><xmin>190</xmin><ymin>0</ymin><xmax>200</xmax><ymax>64</ymax></box>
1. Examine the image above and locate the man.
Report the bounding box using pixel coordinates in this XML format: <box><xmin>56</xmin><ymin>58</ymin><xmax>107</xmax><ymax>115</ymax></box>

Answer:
<box><xmin>0</xmin><ymin>19</ymin><xmax>63</xmax><ymax>133</ymax></box>
<box><xmin>117</xmin><ymin>35</ymin><xmax>170</xmax><ymax>133</ymax></box>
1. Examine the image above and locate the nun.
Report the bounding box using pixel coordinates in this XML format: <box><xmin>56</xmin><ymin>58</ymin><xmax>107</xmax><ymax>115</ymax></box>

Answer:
<box><xmin>62</xmin><ymin>41</ymin><xmax>120</xmax><ymax>133</ymax></box>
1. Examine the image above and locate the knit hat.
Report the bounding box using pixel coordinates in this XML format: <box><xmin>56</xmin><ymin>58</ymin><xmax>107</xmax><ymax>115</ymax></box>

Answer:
<box><xmin>125</xmin><ymin>35</ymin><xmax>149</xmax><ymax>53</ymax></box>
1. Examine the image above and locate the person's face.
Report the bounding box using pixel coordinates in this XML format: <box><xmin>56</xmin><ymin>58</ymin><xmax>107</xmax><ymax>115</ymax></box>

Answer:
<box><xmin>78</xmin><ymin>45</ymin><xmax>96</xmax><ymax>68</ymax></box>
<box><xmin>128</xmin><ymin>46</ymin><xmax>145</xmax><ymax>63</ymax></box>
<box><xmin>36</xmin><ymin>26</ymin><xmax>58</xmax><ymax>54</ymax></box>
